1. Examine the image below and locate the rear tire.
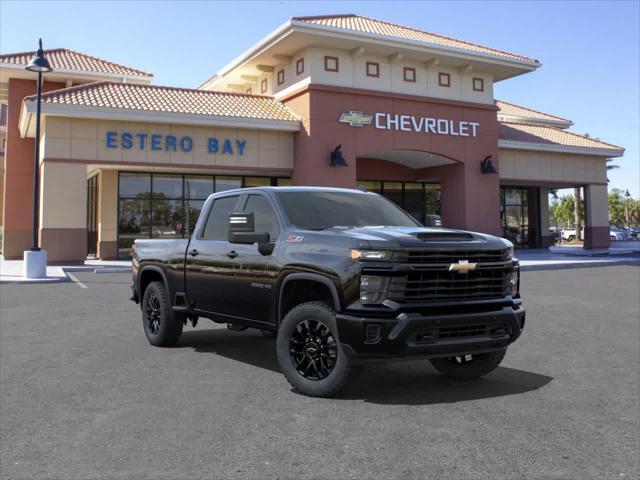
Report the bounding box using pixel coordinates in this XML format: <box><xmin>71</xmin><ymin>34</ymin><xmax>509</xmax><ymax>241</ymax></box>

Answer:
<box><xmin>429</xmin><ymin>349</ymin><xmax>506</xmax><ymax>380</ymax></box>
<box><xmin>276</xmin><ymin>302</ymin><xmax>360</xmax><ymax>397</ymax></box>
<box><xmin>142</xmin><ymin>281</ymin><xmax>183</xmax><ymax>347</ymax></box>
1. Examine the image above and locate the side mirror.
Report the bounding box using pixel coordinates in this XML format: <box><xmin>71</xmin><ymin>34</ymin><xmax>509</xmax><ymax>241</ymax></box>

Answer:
<box><xmin>228</xmin><ymin>212</ymin><xmax>270</xmax><ymax>244</ymax></box>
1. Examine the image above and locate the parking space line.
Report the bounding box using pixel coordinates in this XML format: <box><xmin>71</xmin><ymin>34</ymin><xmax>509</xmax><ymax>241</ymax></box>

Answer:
<box><xmin>66</xmin><ymin>272</ymin><xmax>88</xmax><ymax>289</ymax></box>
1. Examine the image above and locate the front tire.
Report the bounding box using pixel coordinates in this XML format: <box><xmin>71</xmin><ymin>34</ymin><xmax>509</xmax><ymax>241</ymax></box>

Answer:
<box><xmin>142</xmin><ymin>281</ymin><xmax>183</xmax><ymax>347</ymax></box>
<box><xmin>429</xmin><ymin>349</ymin><xmax>506</xmax><ymax>380</ymax></box>
<box><xmin>276</xmin><ymin>302</ymin><xmax>360</xmax><ymax>397</ymax></box>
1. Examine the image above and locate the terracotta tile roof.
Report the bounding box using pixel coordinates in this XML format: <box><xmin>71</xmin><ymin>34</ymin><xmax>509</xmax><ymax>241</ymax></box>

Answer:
<box><xmin>499</xmin><ymin>122</ymin><xmax>624</xmax><ymax>153</ymax></box>
<box><xmin>496</xmin><ymin>100</ymin><xmax>572</xmax><ymax>126</ymax></box>
<box><xmin>27</xmin><ymin>81</ymin><xmax>299</xmax><ymax>122</ymax></box>
<box><xmin>0</xmin><ymin>48</ymin><xmax>152</xmax><ymax>78</ymax></box>
<box><xmin>293</xmin><ymin>14</ymin><xmax>538</xmax><ymax>64</ymax></box>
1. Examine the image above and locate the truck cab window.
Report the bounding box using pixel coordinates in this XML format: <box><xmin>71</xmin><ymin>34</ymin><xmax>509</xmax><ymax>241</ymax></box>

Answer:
<box><xmin>245</xmin><ymin>194</ymin><xmax>280</xmax><ymax>240</ymax></box>
<box><xmin>201</xmin><ymin>195</ymin><xmax>239</xmax><ymax>240</ymax></box>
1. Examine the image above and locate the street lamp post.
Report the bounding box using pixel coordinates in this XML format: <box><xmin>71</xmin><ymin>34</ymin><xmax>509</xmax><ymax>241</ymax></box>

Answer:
<box><xmin>624</xmin><ymin>189</ymin><xmax>631</xmax><ymax>229</ymax></box>
<box><xmin>23</xmin><ymin>39</ymin><xmax>53</xmax><ymax>279</ymax></box>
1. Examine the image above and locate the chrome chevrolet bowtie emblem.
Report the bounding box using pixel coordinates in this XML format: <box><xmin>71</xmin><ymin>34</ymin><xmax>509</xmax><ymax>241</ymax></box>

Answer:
<box><xmin>448</xmin><ymin>260</ymin><xmax>477</xmax><ymax>273</ymax></box>
<box><xmin>339</xmin><ymin>111</ymin><xmax>373</xmax><ymax>127</ymax></box>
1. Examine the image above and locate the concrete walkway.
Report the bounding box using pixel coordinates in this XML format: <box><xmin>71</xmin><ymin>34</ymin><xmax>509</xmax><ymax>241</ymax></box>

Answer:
<box><xmin>0</xmin><ymin>258</ymin><xmax>132</xmax><ymax>284</ymax></box>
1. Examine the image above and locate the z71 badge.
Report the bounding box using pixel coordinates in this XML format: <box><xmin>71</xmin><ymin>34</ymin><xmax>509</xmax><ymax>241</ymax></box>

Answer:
<box><xmin>286</xmin><ymin>235</ymin><xmax>304</xmax><ymax>243</ymax></box>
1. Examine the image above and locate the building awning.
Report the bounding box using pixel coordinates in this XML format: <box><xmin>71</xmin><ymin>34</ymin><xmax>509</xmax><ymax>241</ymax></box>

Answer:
<box><xmin>498</xmin><ymin>122</ymin><xmax>624</xmax><ymax>157</ymax></box>
<box><xmin>19</xmin><ymin>81</ymin><xmax>301</xmax><ymax>137</ymax></box>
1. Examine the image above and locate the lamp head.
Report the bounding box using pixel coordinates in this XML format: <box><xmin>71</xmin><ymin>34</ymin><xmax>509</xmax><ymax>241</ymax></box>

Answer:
<box><xmin>26</xmin><ymin>39</ymin><xmax>53</xmax><ymax>73</ymax></box>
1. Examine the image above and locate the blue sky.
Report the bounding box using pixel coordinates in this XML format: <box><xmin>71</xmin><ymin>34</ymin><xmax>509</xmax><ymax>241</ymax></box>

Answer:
<box><xmin>1</xmin><ymin>0</ymin><xmax>638</xmax><ymax>197</ymax></box>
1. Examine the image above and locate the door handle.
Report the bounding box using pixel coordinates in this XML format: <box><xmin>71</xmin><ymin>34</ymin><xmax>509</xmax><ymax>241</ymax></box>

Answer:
<box><xmin>226</xmin><ymin>250</ymin><xmax>238</xmax><ymax>259</ymax></box>
<box><xmin>189</xmin><ymin>249</ymin><xmax>199</xmax><ymax>257</ymax></box>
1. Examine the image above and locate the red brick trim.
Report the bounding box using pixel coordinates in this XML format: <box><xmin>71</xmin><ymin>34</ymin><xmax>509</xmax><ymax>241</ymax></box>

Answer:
<box><xmin>43</xmin><ymin>157</ymin><xmax>293</xmax><ymax>174</ymax></box>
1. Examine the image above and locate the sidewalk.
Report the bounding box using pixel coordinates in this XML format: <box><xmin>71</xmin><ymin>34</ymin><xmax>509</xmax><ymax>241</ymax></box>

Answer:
<box><xmin>0</xmin><ymin>258</ymin><xmax>132</xmax><ymax>284</ymax></box>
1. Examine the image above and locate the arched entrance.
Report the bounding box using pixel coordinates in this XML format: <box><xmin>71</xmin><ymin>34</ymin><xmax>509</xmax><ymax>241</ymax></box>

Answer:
<box><xmin>356</xmin><ymin>150</ymin><xmax>457</xmax><ymax>225</ymax></box>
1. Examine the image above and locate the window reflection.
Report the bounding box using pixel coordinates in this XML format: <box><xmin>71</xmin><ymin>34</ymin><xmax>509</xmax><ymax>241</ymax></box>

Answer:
<box><xmin>117</xmin><ymin>173</ymin><xmax>289</xmax><ymax>258</ymax></box>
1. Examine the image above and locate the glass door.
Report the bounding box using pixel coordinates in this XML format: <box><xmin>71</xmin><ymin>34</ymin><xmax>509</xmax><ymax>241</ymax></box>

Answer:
<box><xmin>86</xmin><ymin>175</ymin><xmax>99</xmax><ymax>257</ymax></box>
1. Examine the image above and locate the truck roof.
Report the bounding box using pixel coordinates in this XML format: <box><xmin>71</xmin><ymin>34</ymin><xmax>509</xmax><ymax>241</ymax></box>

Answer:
<box><xmin>214</xmin><ymin>186</ymin><xmax>372</xmax><ymax>195</ymax></box>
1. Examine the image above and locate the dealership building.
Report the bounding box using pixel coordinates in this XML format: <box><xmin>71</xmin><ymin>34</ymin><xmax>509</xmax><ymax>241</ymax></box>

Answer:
<box><xmin>0</xmin><ymin>14</ymin><xmax>624</xmax><ymax>261</ymax></box>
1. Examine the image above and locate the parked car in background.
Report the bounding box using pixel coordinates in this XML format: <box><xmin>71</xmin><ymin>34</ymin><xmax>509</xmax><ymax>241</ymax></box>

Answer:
<box><xmin>561</xmin><ymin>228</ymin><xmax>584</xmax><ymax>242</ymax></box>
<box><xmin>610</xmin><ymin>227</ymin><xmax>629</xmax><ymax>241</ymax></box>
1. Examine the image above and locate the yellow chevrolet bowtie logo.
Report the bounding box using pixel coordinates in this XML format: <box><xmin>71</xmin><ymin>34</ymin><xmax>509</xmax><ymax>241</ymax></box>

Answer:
<box><xmin>339</xmin><ymin>111</ymin><xmax>373</xmax><ymax>127</ymax></box>
<box><xmin>448</xmin><ymin>260</ymin><xmax>477</xmax><ymax>273</ymax></box>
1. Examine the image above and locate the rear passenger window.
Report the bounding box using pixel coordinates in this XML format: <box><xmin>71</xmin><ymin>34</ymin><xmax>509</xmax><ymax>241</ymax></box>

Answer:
<box><xmin>245</xmin><ymin>195</ymin><xmax>280</xmax><ymax>240</ymax></box>
<box><xmin>201</xmin><ymin>196</ymin><xmax>239</xmax><ymax>240</ymax></box>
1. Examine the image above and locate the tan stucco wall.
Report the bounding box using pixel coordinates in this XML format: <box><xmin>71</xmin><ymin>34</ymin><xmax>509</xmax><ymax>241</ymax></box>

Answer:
<box><xmin>42</xmin><ymin>117</ymin><xmax>294</xmax><ymax>170</ymax></box>
<box><xmin>40</xmin><ymin>161</ymin><xmax>86</xmax><ymax>229</ymax></box>
<box><xmin>585</xmin><ymin>184</ymin><xmax>609</xmax><ymax>228</ymax></box>
<box><xmin>98</xmin><ymin>169</ymin><xmax>118</xmax><ymax>243</ymax></box>
<box><xmin>272</xmin><ymin>46</ymin><xmax>494</xmax><ymax>104</ymax></box>
<box><xmin>499</xmin><ymin>149</ymin><xmax>607</xmax><ymax>184</ymax></box>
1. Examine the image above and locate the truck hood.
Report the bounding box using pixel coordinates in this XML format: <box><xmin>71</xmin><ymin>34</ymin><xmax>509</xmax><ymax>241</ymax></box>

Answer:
<box><xmin>322</xmin><ymin>226</ymin><xmax>511</xmax><ymax>250</ymax></box>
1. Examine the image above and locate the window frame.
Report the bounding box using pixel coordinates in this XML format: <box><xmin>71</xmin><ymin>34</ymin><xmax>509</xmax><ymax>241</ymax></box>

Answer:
<box><xmin>324</xmin><ymin>55</ymin><xmax>339</xmax><ymax>73</ymax></box>
<box><xmin>403</xmin><ymin>67</ymin><xmax>416</xmax><ymax>83</ymax></box>
<box><xmin>366</xmin><ymin>61</ymin><xmax>380</xmax><ymax>78</ymax></box>
<box><xmin>296</xmin><ymin>58</ymin><xmax>304</xmax><ymax>75</ymax></box>
<box><xmin>438</xmin><ymin>72</ymin><xmax>451</xmax><ymax>87</ymax></box>
<box><xmin>240</xmin><ymin>193</ymin><xmax>283</xmax><ymax>241</ymax></box>
<box><xmin>277</xmin><ymin>69</ymin><xmax>284</xmax><ymax>85</ymax></box>
<box><xmin>472</xmin><ymin>77</ymin><xmax>484</xmax><ymax>92</ymax></box>
<box><xmin>260</xmin><ymin>78</ymin><xmax>268</xmax><ymax>94</ymax></box>
<box><xmin>198</xmin><ymin>194</ymin><xmax>242</xmax><ymax>241</ymax></box>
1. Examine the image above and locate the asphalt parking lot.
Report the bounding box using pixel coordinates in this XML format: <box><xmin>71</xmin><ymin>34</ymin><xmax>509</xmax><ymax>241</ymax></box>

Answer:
<box><xmin>1</xmin><ymin>266</ymin><xmax>639</xmax><ymax>479</ymax></box>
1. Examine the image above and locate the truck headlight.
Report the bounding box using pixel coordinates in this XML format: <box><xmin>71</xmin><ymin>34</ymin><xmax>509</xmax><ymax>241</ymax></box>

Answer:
<box><xmin>351</xmin><ymin>249</ymin><xmax>391</xmax><ymax>261</ymax></box>
<box><xmin>509</xmin><ymin>269</ymin><xmax>520</xmax><ymax>297</ymax></box>
<box><xmin>360</xmin><ymin>275</ymin><xmax>389</xmax><ymax>305</ymax></box>
<box><xmin>506</xmin><ymin>245</ymin><xmax>514</xmax><ymax>260</ymax></box>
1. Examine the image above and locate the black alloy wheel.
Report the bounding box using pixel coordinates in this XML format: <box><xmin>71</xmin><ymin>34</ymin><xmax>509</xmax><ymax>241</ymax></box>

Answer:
<box><xmin>289</xmin><ymin>319</ymin><xmax>338</xmax><ymax>380</ymax></box>
<box><xmin>145</xmin><ymin>291</ymin><xmax>162</xmax><ymax>335</ymax></box>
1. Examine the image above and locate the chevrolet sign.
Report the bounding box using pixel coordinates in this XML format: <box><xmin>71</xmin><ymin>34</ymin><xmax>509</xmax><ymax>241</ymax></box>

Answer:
<box><xmin>338</xmin><ymin>111</ymin><xmax>373</xmax><ymax>127</ymax></box>
<box><xmin>448</xmin><ymin>260</ymin><xmax>478</xmax><ymax>273</ymax></box>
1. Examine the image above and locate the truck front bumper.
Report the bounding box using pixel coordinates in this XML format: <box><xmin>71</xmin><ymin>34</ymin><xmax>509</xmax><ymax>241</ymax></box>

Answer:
<box><xmin>336</xmin><ymin>306</ymin><xmax>525</xmax><ymax>361</ymax></box>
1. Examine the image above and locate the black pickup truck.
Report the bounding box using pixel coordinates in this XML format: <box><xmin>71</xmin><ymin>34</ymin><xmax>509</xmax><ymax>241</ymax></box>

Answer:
<box><xmin>131</xmin><ymin>187</ymin><xmax>525</xmax><ymax>397</ymax></box>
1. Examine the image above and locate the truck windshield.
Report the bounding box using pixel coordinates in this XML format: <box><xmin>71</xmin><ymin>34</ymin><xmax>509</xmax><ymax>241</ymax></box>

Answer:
<box><xmin>275</xmin><ymin>191</ymin><xmax>421</xmax><ymax>230</ymax></box>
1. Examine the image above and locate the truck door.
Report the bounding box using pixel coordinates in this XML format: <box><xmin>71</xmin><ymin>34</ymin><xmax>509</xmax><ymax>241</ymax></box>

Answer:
<box><xmin>185</xmin><ymin>194</ymin><xmax>241</xmax><ymax>315</ymax></box>
<box><xmin>224</xmin><ymin>193</ymin><xmax>282</xmax><ymax>324</ymax></box>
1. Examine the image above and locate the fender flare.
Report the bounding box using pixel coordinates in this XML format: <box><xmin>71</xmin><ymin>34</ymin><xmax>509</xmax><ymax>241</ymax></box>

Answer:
<box><xmin>138</xmin><ymin>265</ymin><xmax>170</xmax><ymax>299</ymax></box>
<box><xmin>278</xmin><ymin>272</ymin><xmax>342</xmax><ymax>321</ymax></box>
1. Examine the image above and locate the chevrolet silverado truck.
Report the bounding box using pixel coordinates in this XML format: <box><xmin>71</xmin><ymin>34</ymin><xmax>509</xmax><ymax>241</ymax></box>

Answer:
<box><xmin>131</xmin><ymin>187</ymin><xmax>525</xmax><ymax>397</ymax></box>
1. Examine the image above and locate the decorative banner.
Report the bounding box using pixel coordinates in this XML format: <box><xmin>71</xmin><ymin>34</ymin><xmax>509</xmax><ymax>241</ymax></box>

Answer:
<box><xmin>339</xmin><ymin>111</ymin><xmax>479</xmax><ymax>137</ymax></box>
<box><xmin>105</xmin><ymin>132</ymin><xmax>247</xmax><ymax>155</ymax></box>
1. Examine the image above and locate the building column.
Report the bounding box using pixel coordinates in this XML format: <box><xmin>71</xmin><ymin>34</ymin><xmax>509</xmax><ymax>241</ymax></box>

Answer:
<box><xmin>39</xmin><ymin>161</ymin><xmax>87</xmax><ymax>262</ymax></box>
<box><xmin>539</xmin><ymin>187</ymin><xmax>553</xmax><ymax>247</ymax></box>
<box><xmin>425</xmin><ymin>161</ymin><xmax>502</xmax><ymax>237</ymax></box>
<box><xmin>584</xmin><ymin>184</ymin><xmax>610</xmax><ymax>249</ymax></box>
<box><xmin>98</xmin><ymin>170</ymin><xmax>118</xmax><ymax>259</ymax></box>
<box><xmin>2</xmin><ymin>78</ymin><xmax>66</xmax><ymax>259</ymax></box>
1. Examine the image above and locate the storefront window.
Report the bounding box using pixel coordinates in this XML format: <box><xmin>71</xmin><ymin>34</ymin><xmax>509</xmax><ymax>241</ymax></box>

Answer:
<box><xmin>117</xmin><ymin>173</ymin><xmax>290</xmax><ymax>258</ymax></box>
<box><xmin>357</xmin><ymin>180</ymin><xmax>441</xmax><ymax>225</ymax></box>
<box><xmin>501</xmin><ymin>186</ymin><xmax>534</xmax><ymax>247</ymax></box>
<box><xmin>243</xmin><ymin>177</ymin><xmax>271</xmax><ymax>188</ymax></box>
<box><xmin>215</xmin><ymin>176</ymin><xmax>242</xmax><ymax>192</ymax></box>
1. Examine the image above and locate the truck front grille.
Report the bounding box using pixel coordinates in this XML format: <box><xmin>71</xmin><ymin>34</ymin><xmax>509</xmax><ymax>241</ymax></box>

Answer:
<box><xmin>388</xmin><ymin>268</ymin><xmax>509</xmax><ymax>303</ymax></box>
<box><xmin>398</xmin><ymin>249</ymin><xmax>509</xmax><ymax>265</ymax></box>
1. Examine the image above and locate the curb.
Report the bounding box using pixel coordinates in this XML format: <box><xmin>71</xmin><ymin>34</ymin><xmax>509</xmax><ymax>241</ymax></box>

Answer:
<box><xmin>521</xmin><ymin>259</ymin><xmax>640</xmax><ymax>272</ymax></box>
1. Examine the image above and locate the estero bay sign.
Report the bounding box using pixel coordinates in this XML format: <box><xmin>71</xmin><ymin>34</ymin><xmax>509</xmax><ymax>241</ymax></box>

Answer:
<box><xmin>105</xmin><ymin>131</ymin><xmax>248</xmax><ymax>155</ymax></box>
<box><xmin>339</xmin><ymin>111</ymin><xmax>480</xmax><ymax>137</ymax></box>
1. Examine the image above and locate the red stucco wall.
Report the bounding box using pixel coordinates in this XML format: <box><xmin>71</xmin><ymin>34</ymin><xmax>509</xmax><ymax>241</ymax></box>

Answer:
<box><xmin>283</xmin><ymin>84</ymin><xmax>502</xmax><ymax>236</ymax></box>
